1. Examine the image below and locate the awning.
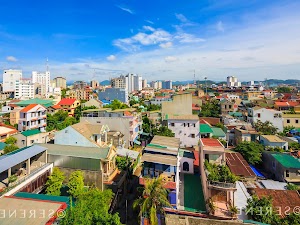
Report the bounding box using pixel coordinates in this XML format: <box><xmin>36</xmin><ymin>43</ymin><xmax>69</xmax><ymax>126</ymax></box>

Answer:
<box><xmin>134</xmin><ymin>140</ymin><xmax>141</xmax><ymax>145</ymax></box>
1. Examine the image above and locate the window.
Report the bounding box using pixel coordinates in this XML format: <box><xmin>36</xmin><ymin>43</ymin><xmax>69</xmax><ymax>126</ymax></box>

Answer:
<box><xmin>31</xmin><ymin>140</ymin><xmax>34</xmax><ymax>144</ymax></box>
<box><xmin>22</xmin><ymin>140</ymin><xmax>25</xmax><ymax>145</ymax></box>
<box><xmin>191</xmin><ymin>134</ymin><xmax>195</xmax><ymax>138</ymax></box>
<box><xmin>257</xmin><ymin>113</ymin><xmax>261</xmax><ymax>118</ymax></box>
<box><xmin>296</xmin><ymin>120</ymin><xmax>299</xmax><ymax>124</ymax></box>
<box><xmin>183</xmin><ymin>162</ymin><xmax>189</xmax><ymax>171</ymax></box>
<box><xmin>193</xmin><ymin>124</ymin><xmax>196</xmax><ymax>127</ymax></box>
<box><xmin>183</xmin><ymin>123</ymin><xmax>186</xmax><ymax>127</ymax></box>
<box><xmin>287</xmin><ymin>119</ymin><xmax>290</xmax><ymax>124</ymax></box>
<box><xmin>170</xmin><ymin>123</ymin><xmax>175</xmax><ymax>127</ymax></box>
<box><xmin>286</xmin><ymin>170</ymin><xmax>290</xmax><ymax>178</ymax></box>
<box><xmin>188</xmin><ymin>123</ymin><xmax>190</xmax><ymax>127</ymax></box>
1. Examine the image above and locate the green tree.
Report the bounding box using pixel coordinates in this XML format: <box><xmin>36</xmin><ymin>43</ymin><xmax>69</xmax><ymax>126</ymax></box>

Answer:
<box><xmin>133</xmin><ymin>177</ymin><xmax>172</xmax><ymax>225</ymax></box>
<box><xmin>282</xmin><ymin>125</ymin><xmax>295</xmax><ymax>136</ymax></box>
<box><xmin>4</xmin><ymin>144</ymin><xmax>19</xmax><ymax>154</ymax></box>
<box><xmin>286</xmin><ymin>183</ymin><xmax>299</xmax><ymax>190</ymax></box>
<box><xmin>68</xmin><ymin>170</ymin><xmax>84</xmax><ymax>198</ymax></box>
<box><xmin>234</xmin><ymin>142</ymin><xmax>264</xmax><ymax>165</ymax></box>
<box><xmin>142</xmin><ymin>116</ymin><xmax>154</xmax><ymax>134</ymax></box>
<box><xmin>60</xmin><ymin>188</ymin><xmax>122</xmax><ymax>225</ymax></box>
<box><xmin>104</xmin><ymin>99</ymin><xmax>129</xmax><ymax>110</ymax></box>
<box><xmin>45</xmin><ymin>167</ymin><xmax>65</xmax><ymax>196</ymax></box>
<box><xmin>253</xmin><ymin>120</ymin><xmax>278</xmax><ymax>135</ymax></box>
<box><xmin>277</xmin><ymin>86</ymin><xmax>291</xmax><ymax>93</ymax></box>
<box><xmin>281</xmin><ymin>213</ymin><xmax>300</xmax><ymax>225</ymax></box>
<box><xmin>5</xmin><ymin>136</ymin><xmax>17</xmax><ymax>144</ymax></box>
<box><xmin>204</xmin><ymin>160</ymin><xmax>238</xmax><ymax>183</ymax></box>
<box><xmin>289</xmin><ymin>142</ymin><xmax>300</xmax><ymax>151</ymax></box>
<box><xmin>153</xmin><ymin>126</ymin><xmax>175</xmax><ymax>137</ymax></box>
<box><xmin>199</xmin><ymin>99</ymin><xmax>220</xmax><ymax>117</ymax></box>
<box><xmin>8</xmin><ymin>174</ymin><xmax>18</xmax><ymax>186</ymax></box>
<box><xmin>147</xmin><ymin>104</ymin><xmax>161</xmax><ymax>111</ymax></box>
<box><xmin>246</xmin><ymin>195</ymin><xmax>279</xmax><ymax>224</ymax></box>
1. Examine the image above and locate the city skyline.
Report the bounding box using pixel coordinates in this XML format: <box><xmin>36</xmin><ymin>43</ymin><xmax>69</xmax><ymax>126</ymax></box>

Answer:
<box><xmin>0</xmin><ymin>0</ymin><xmax>300</xmax><ymax>81</ymax></box>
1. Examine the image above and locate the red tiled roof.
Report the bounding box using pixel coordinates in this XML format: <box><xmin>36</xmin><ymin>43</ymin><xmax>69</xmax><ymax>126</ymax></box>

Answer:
<box><xmin>20</xmin><ymin>104</ymin><xmax>38</xmax><ymax>113</ymax></box>
<box><xmin>57</xmin><ymin>98</ymin><xmax>76</xmax><ymax>106</ymax></box>
<box><xmin>226</xmin><ymin>152</ymin><xmax>256</xmax><ymax>178</ymax></box>
<box><xmin>193</xmin><ymin>151</ymin><xmax>199</xmax><ymax>166</ymax></box>
<box><xmin>254</xmin><ymin>188</ymin><xmax>300</xmax><ymax>217</ymax></box>
<box><xmin>52</xmin><ymin>105</ymin><xmax>62</xmax><ymax>109</ymax></box>
<box><xmin>124</xmin><ymin>111</ymin><xmax>132</xmax><ymax>116</ymax></box>
<box><xmin>275</xmin><ymin>101</ymin><xmax>299</xmax><ymax>107</ymax></box>
<box><xmin>139</xmin><ymin>177</ymin><xmax>176</xmax><ymax>189</ymax></box>
<box><xmin>201</xmin><ymin>138</ymin><xmax>223</xmax><ymax>147</ymax></box>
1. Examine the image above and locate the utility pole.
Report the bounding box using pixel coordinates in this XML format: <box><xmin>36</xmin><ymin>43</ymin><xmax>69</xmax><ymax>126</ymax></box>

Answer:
<box><xmin>204</xmin><ymin>77</ymin><xmax>208</xmax><ymax>95</ymax></box>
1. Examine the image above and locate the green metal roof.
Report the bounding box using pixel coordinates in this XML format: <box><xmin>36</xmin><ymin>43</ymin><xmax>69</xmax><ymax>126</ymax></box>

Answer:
<box><xmin>271</xmin><ymin>153</ymin><xmax>300</xmax><ymax>169</ymax></box>
<box><xmin>199</xmin><ymin>124</ymin><xmax>213</xmax><ymax>134</ymax></box>
<box><xmin>14</xmin><ymin>192</ymin><xmax>73</xmax><ymax>207</ymax></box>
<box><xmin>37</xmin><ymin>143</ymin><xmax>110</xmax><ymax>159</ymax></box>
<box><xmin>0</xmin><ymin>142</ymin><xmax>7</xmax><ymax>150</ymax></box>
<box><xmin>21</xmin><ymin>129</ymin><xmax>41</xmax><ymax>137</ymax></box>
<box><xmin>211</xmin><ymin>127</ymin><xmax>226</xmax><ymax>137</ymax></box>
<box><xmin>229</xmin><ymin>112</ymin><xmax>243</xmax><ymax>117</ymax></box>
<box><xmin>178</xmin><ymin>149</ymin><xmax>194</xmax><ymax>159</ymax></box>
<box><xmin>147</xmin><ymin>143</ymin><xmax>167</xmax><ymax>149</ymax></box>
<box><xmin>15</xmin><ymin>98</ymin><xmax>54</xmax><ymax>107</ymax></box>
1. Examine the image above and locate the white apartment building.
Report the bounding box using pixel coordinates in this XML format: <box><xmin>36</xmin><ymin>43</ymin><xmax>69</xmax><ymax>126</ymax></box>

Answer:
<box><xmin>247</xmin><ymin>107</ymin><xmax>283</xmax><ymax>132</ymax></box>
<box><xmin>53</xmin><ymin>77</ymin><xmax>66</xmax><ymax>89</ymax></box>
<box><xmin>14</xmin><ymin>78</ymin><xmax>35</xmax><ymax>100</ymax></box>
<box><xmin>32</xmin><ymin>71</ymin><xmax>50</xmax><ymax>96</ymax></box>
<box><xmin>150</xmin><ymin>81</ymin><xmax>162</xmax><ymax>90</ymax></box>
<box><xmin>227</xmin><ymin>76</ymin><xmax>241</xmax><ymax>88</ymax></box>
<box><xmin>167</xmin><ymin>115</ymin><xmax>200</xmax><ymax>147</ymax></box>
<box><xmin>3</xmin><ymin>69</ymin><xmax>22</xmax><ymax>93</ymax></box>
<box><xmin>18</xmin><ymin>104</ymin><xmax>47</xmax><ymax>132</ymax></box>
<box><xmin>111</xmin><ymin>73</ymin><xmax>142</xmax><ymax>93</ymax></box>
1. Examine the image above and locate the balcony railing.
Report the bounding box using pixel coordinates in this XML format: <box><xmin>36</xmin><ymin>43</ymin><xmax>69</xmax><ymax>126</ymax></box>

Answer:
<box><xmin>208</xmin><ymin>180</ymin><xmax>236</xmax><ymax>189</ymax></box>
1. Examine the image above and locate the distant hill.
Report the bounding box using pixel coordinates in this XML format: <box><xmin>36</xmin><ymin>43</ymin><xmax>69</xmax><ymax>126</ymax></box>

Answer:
<box><xmin>100</xmin><ymin>80</ymin><xmax>110</xmax><ymax>86</ymax></box>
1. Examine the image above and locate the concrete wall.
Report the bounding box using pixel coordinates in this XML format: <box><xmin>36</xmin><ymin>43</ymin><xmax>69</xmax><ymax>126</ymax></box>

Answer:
<box><xmin>15</xmin><ymin>132</ymin><xmax>50</xmax><ymax>148</ymax></box>
<box><xmin>55</xmin><ymin>126</ymin><xmax>98</xmax><ymax>147</ymax></box>
<box><xmin>283</xmin><ymin>115</ymin><xmax>300</xmax><ymax>128</ymax></box>
<box><xmin>249</xmin><ymin>108</ymin><xmax>283</xmax><ymax>132</ymax></box>
<box><xmin>178</xmin><ymin>156</ymin><xmax>194</xmax><ymax>174</ymax></box>
<box><xmin>162</xmin><ymin>94</ymin><xmax>192</xmax><ymax>119</ymax></box>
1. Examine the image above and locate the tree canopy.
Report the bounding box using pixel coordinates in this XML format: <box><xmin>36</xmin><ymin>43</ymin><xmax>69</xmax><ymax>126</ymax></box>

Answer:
<box><xmin>204</xmin><ymin>160</ymin><xmax>238</xmax><ymax>183</ymax></box>
<box><xmin>153</xmin><ymin>126</ymin><xmax>175</xmax><ymax>137</ymax></box>
<box><xmin>4</xmin><ymin>144</ymin><xmax>19</xmax><ymax>154</ymax></box>
<box><xmin>45</xmin><ymin>167</ymin><xmax>65</xmax><ymax>196</ymax></box>
<box><xmin>133</xmin><ymin>177</ymin><xmax>171</xmax><ymax>225</ymax></box>
<box><xmin>199</xmin><ymin>99</ymin><xmax>220</xmax><ymax>117</ymax></box>
<box><xmin>253</xmin><ymin>120</ymin><xmax>278</xmax><ymax>135</ymax></box>
<box><xmin>234</xmin><ymin>141</ymin><xmax>264</xmax><ymax>165</ymax></box>
<box><xmin>5</xmin><ymin>136</ymin><xmax>17</xmax><ymax>144</ymax></box>
<box><xmin>60</xmin><ymin>188</ymin><xmax>122</xmax><ymax>225</ymax></box>
<box><xmin>277</xmin><ymin>86</ymin><xmax>291</xmax><ymax>93</ymax></box>
<box><xmin>68</xmin><ymin>170</ymin><xmax>85</xmax><ymax>198</ymax></box>
<box><xmin>103</xmin><ymin>99</ymin><xmax>129</xmax><ymax>110</ymax></box>
<box><xmin>46</xmin><ymin>110</ymin><xmax>77</xmax><ymax>131</ymax></box>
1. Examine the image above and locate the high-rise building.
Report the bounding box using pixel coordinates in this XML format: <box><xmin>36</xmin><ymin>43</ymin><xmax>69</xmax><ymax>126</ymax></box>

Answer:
<box><xmin>227</xmin><ymin>76</ymin><xmax>241</xmax><ymax>88</ymax></box>
<box><xmin>142</xmin><ymin>79</ymin><xmax>147</xmax><ymax>89</ymax></box>
<box><xmin>32</xmin><ymin>71</ymin><xmax>51</xmax><ymax>96</ymax></box>
<box><xmin>111</xmin><ymin>73</ymin><xmax>143</xmax><ymax>93</ymax></box>
<box><xmin>53</xmin><ymin>77</ymin><xmax>67</xmax><ymax>89</ymax></box>
<box><xmin>162</xmin><ymin>80</ymin><xmax>172</xmax><ymax>89</ymax></box>
<box><xmin>91</xmin><ymin>80</ymin><xmax>99</xmax><ymax>89</ymax></box>
<box><xmin>14</xmin><ymin>78</ymin><xmax>35</xmax><ymax>99</ymax></box>
<box><xmin>111</xmin><ymin>76</ymin><xmax>126</xmax><ymax>89</ymax></box>
<box><xmin>3</xmin><ymin>69</ymin><xmax>22</xmax><ymax>93</ymax></box>
<box><xmin>73</xmin><ymin>81</ymin><xmax>87</xmax><ymax>89</ymax></box>
<box><xmin>133</xmin><ymin>75</ymin><xmax>142</xmax><ymax>91</ymax></box>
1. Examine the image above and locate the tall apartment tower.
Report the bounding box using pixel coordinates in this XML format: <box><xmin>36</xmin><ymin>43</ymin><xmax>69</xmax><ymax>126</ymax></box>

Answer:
<box><xmin>32</xmin><ymin>71</ymin><xmax>51</xmax><ymax>96</ymax></box>
<box><xmin>3</xmin><ymin>69</ymin><xmax>22</xmax><ymax>92</ymax></box>
<box><xmin>14</xmin><ymin>78</ymin><xmax>35</xmax><ymax>99</ymax></box>
<box><xmin>111</xmin><ymin>76</ymin><xmax>126</xmax><ymax>89</ymax></box>
<box><xmin>53</xmin><ymin>77</ymin><xmax>67</xmax><ymax>89</ymax></box>
<box><xmin>90</xmin><ymin>80</ymin><xmax>99</xmax><ymax>89</ymax></box>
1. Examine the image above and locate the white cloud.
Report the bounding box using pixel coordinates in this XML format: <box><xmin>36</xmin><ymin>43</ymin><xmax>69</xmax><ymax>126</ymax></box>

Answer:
<box><xmin>106</xmin><ymin>55</ymin><xmax>116</xmax><ymax>61</ymax></box>
<box><xmin>175</xmin><ymin>13</ymin><xmax>189</xmax><ymax>23</ymax></box>
<box><xmin>145</xmin><ymin>20</ymin><xmax>154</xmax><ymax>24</ymax></box>
<box><xmin>165</xmin><ymin>56</ymin><xmax>178</xmax><ymax>63</ymax></box>
<box><xmin>216</xmin><ymin>21</ymin><xmax>224</xmax><ymax>32</ymax></box>
<box><xmin>116</xmin><ymin>5</ymin><xmax>134</xmax><ymax>14</ymax></box>
<box><xmin>6</xmin><ymin>56</ymin><xmax>18</xmax><ymax>62</ymax></box>
<box><xmin>159</xmin><ymin>42</ymin><xmax>173</xmax><ymax>48</ymax></box>
<box><xmin>143</xmin><ymin>26</ymin><xmax>155</xmax><ymax>32</ymax></box>
<box><xmin>175</xmin><ymin>33</ymin><xmax>206</xmax><ymax>43</ymax></box>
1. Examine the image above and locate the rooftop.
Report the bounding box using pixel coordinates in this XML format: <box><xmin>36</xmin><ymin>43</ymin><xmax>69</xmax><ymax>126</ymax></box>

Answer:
<box><xmin>168</xmin><ymin>115</ymin><xmax>199</xmax><ymax>120</ymax></box>
<box><xmin>141</xmin><ymin>153</ymin><xmax>177</xmax><ymax>166</ymax></box>
<box><xmin>178</xmin><ymin>149</ymin><xmax>195</xmax><ymax>159</ymax></box>
<box><xmin>261</xmin><ymin>135</ymin><xmax>287</xmax><ymax>143</ymax></box>
<box><xmin>15</xmin><ymin>98</ymin><xmax>54</xmax><ymax>108</ymax></box>
<box><xmin>201</xmin><ymin>138</ymin><xmax>224</xmax><ymax>148</ymax></box>
<box><xmin>57</xmin><ymin>98</ymin><xmax>77</xmax><ymax>105</ymax></box>
<box><xmin>226</xmin><ymin>152</ymin><xmax>256</xmax><ymax>178</ymax></box>
<box><xmin>271</xmin><ymin>153</ymin><xmax>300</xmax><ymax>169</ymax></box>
<box><xmin>21</xmin><ymin>129</ymin><xmax>41</xmax><ymax>137</ymax></box>
<box><xmin>149</xmin><ymin>135</ymin><xmax>180</xmax><ymax>149</ymax></box>
<box><xmin>37</xmin><ymin>143</ymin><xmax>110</xmax><ymax>160</ymax></box>
<box><xmin>0</xmin><ymin>196</ymin><xmax>66</xmax><ymax>225</ymax></box>
<box><xmin>200</xmin><ymin>123</ymin><xmax>213</xmax><ymax>134</ymax></box>
<box><xmin>211</xmin><ymin>127</ymin><xmax>226</xmax><ymax>137</ymax></box>
<box><xmin>0</xmin><ymin>124</ymin><xmax>18</xmax><ymax>135</ymax></box>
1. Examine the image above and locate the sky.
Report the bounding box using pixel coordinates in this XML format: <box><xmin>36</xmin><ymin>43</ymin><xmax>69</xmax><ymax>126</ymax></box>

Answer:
<box><xmin>1</xmin><ymin>0</ymin><xmax>300</xmax><ymax>82</ymax></box>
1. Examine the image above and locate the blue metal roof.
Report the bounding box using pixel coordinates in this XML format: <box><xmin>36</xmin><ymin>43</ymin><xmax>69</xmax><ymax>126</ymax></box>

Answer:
<box><xmin>0</xmin><ymin>145</ymin><xmax>47</xmax><ymax>173</ymax></box>
<box><xmin>250</xmin><ymin>164</ymin><xmax>265</xmax><ymax>178</ymax></box>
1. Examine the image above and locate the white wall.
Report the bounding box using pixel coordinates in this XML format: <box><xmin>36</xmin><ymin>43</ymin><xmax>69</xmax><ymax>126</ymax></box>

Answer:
<box><xmin>251</xmin><ymin>108</ymin><xmax>283</xmax><ymax>132</ymax></box>
<box><xmin>3</xmin><ymin>69</ymin><xmax>22</xmax><ymax>92</ymax></box>
<box><xmin>178</xmin><ymin>156</ymin><xmax>194</xmax><ymax>174</ymax></box>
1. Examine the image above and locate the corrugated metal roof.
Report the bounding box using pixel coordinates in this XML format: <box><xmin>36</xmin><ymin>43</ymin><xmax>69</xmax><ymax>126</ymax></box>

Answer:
<box><xmin>0</xmin><ymin>145</ymin><xmax>47</xmax><ymax>173</ymax></box>
<box><xmin>38</xmin><ymin>143</ymin><xmax>110</xmax><ymax>159</ymax></box>
<box><xmin>271</xmin><ymin>153</ymin><xmax>300</xmax><ymax>169</ymax></box>
<box><xmin>211</xmin><ymin>127</ymin><xmax>226</xmax><ymax>137</ymax></box>
<box><xmin>21</xmin><ymin>129</ymin><xmax>41</xmax><ymax>137</ymax></box>
<box><xmin>117</xmin><ymin>148</ymin><xmax>139</xmax><ymax>159</ymax></box>
<box><xmin>199</xmin><ymin>124</ymin><xmax>213</xmax><ymax>134</ymax></box>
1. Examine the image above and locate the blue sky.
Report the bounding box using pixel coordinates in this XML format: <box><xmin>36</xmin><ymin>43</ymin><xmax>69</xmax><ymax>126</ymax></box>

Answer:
<box><xmin>1</xmin><ymin>0</ymin><xmax>300</xmax><ymax>81</ymax></box>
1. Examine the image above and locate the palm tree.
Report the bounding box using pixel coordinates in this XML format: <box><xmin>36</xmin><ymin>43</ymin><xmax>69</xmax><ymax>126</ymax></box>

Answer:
<box><xmin>133</xmin><ymin>177</ymin><xmax>171</xmax><ymax>225</ymax></box>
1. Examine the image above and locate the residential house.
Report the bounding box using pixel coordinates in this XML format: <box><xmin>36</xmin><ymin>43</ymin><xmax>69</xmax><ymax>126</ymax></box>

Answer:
<box><xmin>56</xmin><ymin>98</ymin><xmax>80</xmax><ymax>116</ymax></box>
<box><xmin>199</xmin><ymin>138</ymin><xmax>237</xmax><ymax>219</ymax></box>
<box><xmin>211</xmin><ymin>127</ymin><xmax>226</xmax><ymax>140</ymax></box>
<box><xmin>199</xmin><ymin>123</ymin><xmax>213</xmax><ymax>138</ymax></box>
<box><xmin>39</xmin><ymin>143</ymin><xmax>118</xmax><ymax>188</ymax></box>
<box><xmin>13</xmin><ymin>129</ymin><xmax>50</xmax><ymax>148</ymax></box>
<box><xmin>260</xmin><ymin>135</ymin><xmax>288</xmax><ymax>150</ymax></box>
<box><xmin>282</xmin><ymin>114</ymin><xmax>300</xmax><ymax>128</ymax></box>
<box><xmin>167</xmin><ymin>115</ymin><xmax>200</xmax><ymax>147</ymax></box>
<box><xmin>247</xmin><ymin>107</ymin><xmax>283</xmax><ymax>132</ymax></box>
<box><xmin>14</xmin><ymin>98</ymin><xmax>54</xmax><ymax>108</ymax></box>
<box><xmin>81</xmin><ymin>108</ymin><xmax>142</xmax><ymax>147</ymax></box>
<box><xmin>47</xmin><ymin>105</ymin><xmax>62</xmax><ymax>115</ymax></box>
<box><xmin>54</xmin><ymin>121</ymin><xmax>123</xmax><ymax>148</ymax></box>
<box><xmin>18</xmin><ymin>104</ymin><xmax>47</xmax><ymax>132</ymax></box>
<box><xmin>82</xmin><ymin>98</ymin><xmax>103</xmax><ymax>108</ymax></box>
<box><xmin>262</xmin><ymin>152</ymin><xmax>300</xmax><ymax>183</ymax></box>
<box><xmin>295</xmin><ymin>105</ymin><xmax>300</xmax><ymax>113</ymax></box>
<box><xmin>150</xmin><ymin>95</ymin><xmax>172</xmax><ymax>105</ymax></box>
<box><xmin>0</xmin><ymin>123</ymin><xmax>18</xmax><ymax>142</ymax></box>
<box><xmin>234</xmin><ymin>124</ymin><xmax>258</xmax><ymax>145</ymax></box>
<box><xmin>262</xmin><ymin>90</ymin><xmax>276</xmax><ymax>99</ymax></box>
<box><xmin>9</xmin><ymin>107</ymin><xmax>22</xmax><ymax>126</ymax></box>
<box><xmin>274</xmin><ymin>101</ymin><xmax>299</xmax><ymax>112</ymax></box>
<box><xmin>220</xmin><ymin>99</ymin><xmax>238</xmax><ymax>114</ymax></box>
